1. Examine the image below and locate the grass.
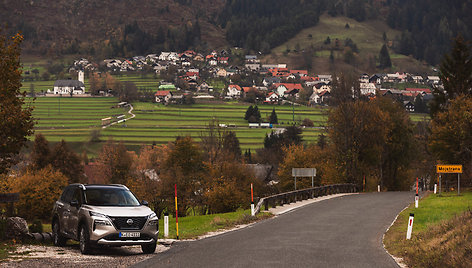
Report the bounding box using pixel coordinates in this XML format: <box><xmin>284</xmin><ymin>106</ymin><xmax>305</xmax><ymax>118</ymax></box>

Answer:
<box><xmin>158</xmin><ymin>209</ymin><xmax>272</xmax><ymax>240</ymax></box>
<box><xmin>28</xmin><ymin>97</ymin><xmax>429</xmax><ymax>156</ymax></box>
<box><xmin>384</xmin><ymin>191</ymin><xmax>472</xmax><ymax>267</ymax></box>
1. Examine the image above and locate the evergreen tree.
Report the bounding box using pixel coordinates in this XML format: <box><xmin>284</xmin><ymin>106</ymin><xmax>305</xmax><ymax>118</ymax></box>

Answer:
<box><xmin>269</xmin><ymin>108</ymin><xmax>278</xmax><ymax>124</ymax></box>
<box><xmin>379</xmin><ymin>44</ymin><xmax>392</xmax><ymax>69</ymax></box>
<box><xmin>244</xmin><ymin>105</ymin><xmax>254</xmax><ymax>120</ymax></box>
<box><xmin>430</xmin><ymin>35</ymin><xmax>472</xmax><ymax>116</ymax></box>
<box><xmin>31</xmin><ymin>134</ymin><xmax>50</xmax><ymax>170</ymax></box>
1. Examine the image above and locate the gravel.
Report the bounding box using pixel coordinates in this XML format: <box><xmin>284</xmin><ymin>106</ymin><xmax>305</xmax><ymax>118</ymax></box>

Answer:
<box><xmin>2</xmin><ymin>243</ymin><xmax>170</xmax><ymax>268</ymax></box>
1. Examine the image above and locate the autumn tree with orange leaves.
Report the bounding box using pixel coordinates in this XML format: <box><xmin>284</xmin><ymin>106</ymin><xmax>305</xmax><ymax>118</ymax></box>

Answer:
<box><xmin>0</xmin><ymin>30</ymin><xmax>35</xmax><ymax>174</ymax></box>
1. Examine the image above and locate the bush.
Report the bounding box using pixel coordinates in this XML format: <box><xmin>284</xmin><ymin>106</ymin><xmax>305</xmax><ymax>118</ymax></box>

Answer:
<box><xmin>10</xmin><ymin>166</ymin><xmax>68</xmax><ymax>220</ymax></box>
<box><xmin>0</xmin><ymin>219</ymin><xmax>7</xmax><ymax>240</ymax></box>
<box><xmin>29</xmin><ymin>219</ymin><xmax>43</xmax><ymax>233</ymax></box>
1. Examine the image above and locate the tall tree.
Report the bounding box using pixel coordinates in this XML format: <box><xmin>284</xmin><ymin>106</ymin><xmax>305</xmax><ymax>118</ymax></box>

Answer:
<box><xmin>269</xmin><ymin>108</ymin><xmax>278</xmax><ymax>124</ymax></box>
<box><xmin>49</xmin><ymin>140</ymin><xmax>84</xmax><ymax>183</ymax></box>
<box><xmin>430</xmin><ymin>95</ymin><xmax>472</xmax><ymax>183</ymax></box>
<box><xmin>379</xmin><ymin>44</ymin><xmax>392</xmax><ymax>69</ymax></box>
<box><xmin>328</xmin><ymin>101</ymin><xmax>388</xmax><ymax>185</ymax></box>
<box><xmin>0</xmin><ymin>31</ymin><xmax>35</xmax><ymax>174</ymax></box>
<box><xmin>430</xmin><ymin>35</ymin><xmax>472</xmax><ymax>116</ymax></box>
<box><xmin>374</xmin><ymin>97</ymin><xmax>415</xmax><ymax>190</ymax></box>
<box><xmin>97</xmin><ymin>140</ymin><xmax>134</xmax><ymax>185</ymax></box>
<box><xmin>31</xmin><ymin>133</ymin><xmax>51</xmax><ymax>170</ymax></box>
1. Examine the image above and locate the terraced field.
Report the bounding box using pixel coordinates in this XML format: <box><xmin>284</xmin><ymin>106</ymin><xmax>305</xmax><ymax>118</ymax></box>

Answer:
<box><xmin>30</xmin><ymin>97</ymin><xmax>328</xmax><ymax>156</ymax></box>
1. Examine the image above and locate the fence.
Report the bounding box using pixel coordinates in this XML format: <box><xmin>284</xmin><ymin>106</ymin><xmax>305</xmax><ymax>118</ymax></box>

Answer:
<box><xmin>254</xmin><ymin>184</ymin><xmax>359</xmax><ymax>214</ymax></box>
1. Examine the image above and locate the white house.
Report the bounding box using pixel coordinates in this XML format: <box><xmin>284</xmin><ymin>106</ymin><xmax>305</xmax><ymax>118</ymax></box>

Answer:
<box><xmin>226</xmin><ymin>84</ymin><xmax>242</xmax><ymax>98</ymax></box>
<box><xmin>265</xmin><ymin>92</ymin><xmax>279</xmax><ymax>103</ymax></box>
<box><xmin>360</xmin><ymin>82</ymin><xmax>377</xmax><ymax>95</ymax></box>
<box><xmin>53</xmin><ymin>80</ymin><xmax>85</xmax><ymax>95</ymax></box>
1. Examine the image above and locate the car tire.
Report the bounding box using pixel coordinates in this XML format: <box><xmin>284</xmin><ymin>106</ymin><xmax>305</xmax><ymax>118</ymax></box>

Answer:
<box><xmin>52</xmin><ymin>219</ymin><xmax>67</xmax><ymax>246</ymax></box>
<box><xmin>141</xmin><ymin>241</ymin><xmax>157</xmax><ymax>254</ymax></box>
<box><xmin>79</xmin><ymin>224</ymin><xmax>93</xmax><ymax>254</ymax></box>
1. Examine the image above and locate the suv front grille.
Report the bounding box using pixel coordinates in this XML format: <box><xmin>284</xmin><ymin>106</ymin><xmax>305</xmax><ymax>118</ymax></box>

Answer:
<box><xmin>109</xmin><ymin>216</ymin><xmax>147</xmax><ymax>230</ymax></box>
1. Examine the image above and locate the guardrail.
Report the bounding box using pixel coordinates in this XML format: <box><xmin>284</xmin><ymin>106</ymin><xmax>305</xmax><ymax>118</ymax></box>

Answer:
<box><xmin>254</xmin><ymin>184</ymin><xmax>359</xmax><ymax>214</ymax></box>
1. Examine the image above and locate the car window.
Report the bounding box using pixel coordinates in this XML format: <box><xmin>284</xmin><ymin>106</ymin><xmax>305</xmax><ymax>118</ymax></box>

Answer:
<box><xmin>84</xmin><ymin>188</ymin><xmax>140</xmax><ymax>206</ymax></box>
<box><xmin>71</xmin><ymin>188</ymin><xmax>82</xmax><ymax>205</ymax></box>
<box><xmin>60</xmin><ymin>186</ymin><xmax>74</xmax><ymax>203</ymax></box>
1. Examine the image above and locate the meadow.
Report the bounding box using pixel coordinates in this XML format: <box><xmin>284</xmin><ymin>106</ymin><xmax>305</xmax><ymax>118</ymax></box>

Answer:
<box><xmin>29</xmin><ymin>97</ymin><xmax>329</xmax><ymax>156</ymax></box>
<box><xmin>29</xmin><ymin>96</ymin><xmax>430</xmax><ymax>157</ymax></box>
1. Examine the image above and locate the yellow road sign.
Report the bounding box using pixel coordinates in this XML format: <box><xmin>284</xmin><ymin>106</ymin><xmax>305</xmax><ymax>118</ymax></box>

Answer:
<box><xmin>436</xmin><ymin>165</ymin><xmax>462</xmax><ymax>174</ymax></box>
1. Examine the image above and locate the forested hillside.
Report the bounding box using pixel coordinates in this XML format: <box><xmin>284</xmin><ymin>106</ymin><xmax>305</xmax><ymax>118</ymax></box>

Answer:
<box><xmin>386</xmin><ymin>0</ymin><xmax>472</xmax><ymax>65</ymax></box>
<box><xmin>1</xmin><ymin>0</ymin><xmax>471</xmax><ymax>65</ymax></box>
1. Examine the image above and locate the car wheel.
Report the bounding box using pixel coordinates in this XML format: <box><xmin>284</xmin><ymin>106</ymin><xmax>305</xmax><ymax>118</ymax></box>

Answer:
<box><xmin>52</xmin><ymin>219</ymin><xmax>67</xmax><ymax>246</ymax></box>
<box><xmin>141</xmin><ymin>241</ymin><xmax>157</xmax><ymax>254</ymax></box>
<box><xmin>79</xmin><ymin>225</ymin><xmax>93</xmax><ymax>254</ymax></box>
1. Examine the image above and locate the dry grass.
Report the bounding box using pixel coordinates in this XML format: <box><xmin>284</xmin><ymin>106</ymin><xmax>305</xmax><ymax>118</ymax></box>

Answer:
<box><xmin>385</xmin><ymin>209</ymin><xmax>472</xmax><ymax>268</ymax></box>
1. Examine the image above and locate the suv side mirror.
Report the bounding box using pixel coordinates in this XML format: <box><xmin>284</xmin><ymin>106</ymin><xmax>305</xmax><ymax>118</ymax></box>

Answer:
<box><xmin>141</xmin><ymin>200</ymin><xmax>149</xmax><ymax>206</ymax></box>
<box><xmin>70</xmin><ymin>200</ymin><xmax>79</xmax><ymax>207</ymax></box>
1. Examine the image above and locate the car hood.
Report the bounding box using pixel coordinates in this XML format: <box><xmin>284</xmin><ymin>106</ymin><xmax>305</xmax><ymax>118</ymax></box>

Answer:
<box><xmin>85</xmin><ymin>205</ymin><xmax>154</xmax><ymax>217</ymax></box>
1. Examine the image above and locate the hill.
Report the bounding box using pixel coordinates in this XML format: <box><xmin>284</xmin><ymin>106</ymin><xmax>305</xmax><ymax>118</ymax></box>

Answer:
<box><xmin>2</xmin><ymin>0</ymin><xmax>227</xmax><ymax>57</ymax></box>
<box><xmin>262</xmin><ymin>14</ymin><xmax>432</xmax><ymax>74</ymax></box>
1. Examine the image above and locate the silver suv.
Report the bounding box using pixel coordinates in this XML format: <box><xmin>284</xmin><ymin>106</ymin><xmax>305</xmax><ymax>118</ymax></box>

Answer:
<box><xmin>52</xmin><ymin>184</ymin><xmax>159</xmax><ymax>254</ymax></box>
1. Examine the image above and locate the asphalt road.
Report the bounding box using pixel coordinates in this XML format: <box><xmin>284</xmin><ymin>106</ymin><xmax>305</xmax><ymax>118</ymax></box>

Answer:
<box><xmin>135</xmin><ymin>192</ymin><xmax>414</xmax><ymax>268</ymax></box>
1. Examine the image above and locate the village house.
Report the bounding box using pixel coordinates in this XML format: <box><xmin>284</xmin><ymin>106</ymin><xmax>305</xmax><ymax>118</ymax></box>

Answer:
<box><xmin>317</xmin><ymin>74</ymin><xmax>332</xmax><ymax>82</ymax></box>
<box><xmin>310</xmin><ymin>90</ymin><xmax>331</xmax><ymax>105</ymax></box>
<box><xmin>155</xmin><ymin>90</ymin><xmax>173</xmax><ymax>103</ymax></box>
<box><xmin>312</xmin><ymin>82</ymin><xmax>331</xmax><ymax>94</ymax></box>
<box><xmin>360</xmin><ymin>82</ymin><xmax>377</xmax><ymax>95</ymax></box>
<box><xmin>217</xmin><ymin>68</ymin><xmax>228</xmax><ymax>77</ymax></box>
<box><xmin>265</xmin><ymin>92</ymin><xmax>280</xmax><ymax>104</ymax></box>
<box><xmin>427</xmin><ymin>76</ymin><xmax>441</xmax><ymax>85</ymax></box>
<box><xmin>53</xmin><ymin>79</ymin><xmax>85</xmax><ymax>95</ymax></box>
<box><xmin>274</xmin><ymin>83</ymin><xmax>303</xmax><ymax>98</ymax></box>
<box><xmin>263</xmin><ymin>77</ymin><xmax>282</xmax><ymax>87</ymax></box>
<box><xmin>226</xmin><ymin>84</ymin><xmax>242</xmax><ymax>98</ymax></box>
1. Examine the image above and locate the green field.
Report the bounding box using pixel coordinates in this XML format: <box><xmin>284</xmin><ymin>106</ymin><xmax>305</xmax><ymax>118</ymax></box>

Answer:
<box><xmin>30</xmin><ymin>97</ymin><xmax>329</xmax><ymax>156</ymax></box>
<box><xmin>30</xmin><ymin>96</ymin><xmax>429</xmax><ymax>156</ymax></box>
<box><xmin>21</xmin><ymin>73</ymin><xmax>159</xmax><ymax>93</ymax></box>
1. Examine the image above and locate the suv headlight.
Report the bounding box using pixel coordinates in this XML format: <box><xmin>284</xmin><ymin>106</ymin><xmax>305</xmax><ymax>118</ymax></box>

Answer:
<box><xmin>147</xmin><ymin>212</ymin><xmax>158</xmax><ymax>226</ymax></box>
<box><xmin>89</xmin><ymin>211</ymin><xmax>108</xmax><ymax>218</ymax></box>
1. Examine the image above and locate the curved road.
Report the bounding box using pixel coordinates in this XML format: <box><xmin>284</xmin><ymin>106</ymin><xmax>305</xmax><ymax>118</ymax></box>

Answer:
<box><xmin>135</xmin><ymin>192</ymin><xmax>413</xmax><ymax>268</ymax></box>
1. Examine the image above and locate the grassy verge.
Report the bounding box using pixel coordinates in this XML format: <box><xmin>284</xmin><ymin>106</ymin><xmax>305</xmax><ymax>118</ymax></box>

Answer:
<box><xmin>384</xmin><ymin>191</ymin><xmax>472</xmax><ymax>267</ymax></box>
<box><xmin>158</xmin><ymin>209</ymin><xmax>272</xmax><ymax>240</ymax></box>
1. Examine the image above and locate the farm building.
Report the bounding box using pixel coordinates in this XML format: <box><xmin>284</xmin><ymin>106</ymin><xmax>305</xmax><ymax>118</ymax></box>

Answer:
<box><xmin>53</xmin><ymin>80</ymin><xmax>85</xmax><ymax>95</ymax></box>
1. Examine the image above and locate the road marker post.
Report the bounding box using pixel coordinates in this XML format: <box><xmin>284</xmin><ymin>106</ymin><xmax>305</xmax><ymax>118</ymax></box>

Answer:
<box><xmin>251</xmin><ymin>183</ymin><xmax>255</xmax><ymax>216</ymax></box>
<box><xmin>164</xmin><ymin>212</ymin><xmax>169</xmax><ymax>238</ymax></box>
<box><xmin>434</xmin><ymin>183</ymin><xmax>437</xmax><ymax>194</ymax></box>
<box><xmin>415</xmin><ymin>194</ymin><xmax>419</xmax><ymax>208</ymax></box>
<box><xmin>377</xmin><ymin>185</ymin><xmax>380</xmax><ymax>192</ymax></box>
<box><xmin>175</xmin><ymin>184</ymin><xmax>179</xmax><ymax>240</ymax></box>
<box><xmin>406</xmin><ymin>213</ymin><xmax>414</xmax><ymax>240</ymax></box>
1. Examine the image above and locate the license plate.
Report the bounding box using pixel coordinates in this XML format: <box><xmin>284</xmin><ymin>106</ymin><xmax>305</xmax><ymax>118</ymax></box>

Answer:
<box><xmin>119</xmin><ymin>232</ymin><xmax>140</xmax><ymax>238</ymax></box>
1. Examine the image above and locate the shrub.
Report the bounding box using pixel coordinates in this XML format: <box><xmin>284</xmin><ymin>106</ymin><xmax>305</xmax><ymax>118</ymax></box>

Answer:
<box><xmin>29</xmin><ymin>219</ymin><xmax>43</xmax><ymax>233</ymax></box>
<box><xmin>11</xmin><ymin>166</ymin><xmax>68</xmax><ymax>220</ymax></box>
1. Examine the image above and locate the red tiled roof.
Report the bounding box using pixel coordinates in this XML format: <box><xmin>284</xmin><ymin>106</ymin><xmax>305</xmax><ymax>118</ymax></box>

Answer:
<box><xmin>228</xmin><ymin>84</ymin><xmax>242</xmax><ymax>91</ymax></box>
<box><xmin>290</xmin><ymin>70</ymin><xmax>308</xmax><ymax>75</ymax></box>
<box><xmin>155</xmin><ymin>90</ymin><xmax>171</xmax><ymax>96</ymax></box>
<box><xmin>274</xmin><ymin>83</ymin><xmax>303</xmax><ymax>90</ymax></box>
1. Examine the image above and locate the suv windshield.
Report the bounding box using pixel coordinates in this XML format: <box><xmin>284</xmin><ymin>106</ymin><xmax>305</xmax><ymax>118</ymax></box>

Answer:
<box><xmin>84</xmin><ymin>187</ymin><xmax>141</xmax><ymax>206</ymax></box>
